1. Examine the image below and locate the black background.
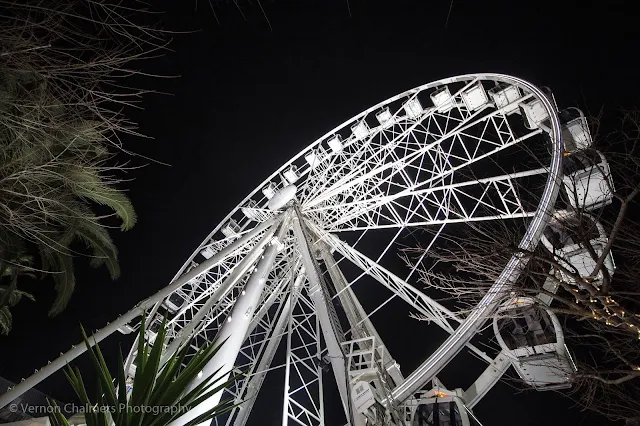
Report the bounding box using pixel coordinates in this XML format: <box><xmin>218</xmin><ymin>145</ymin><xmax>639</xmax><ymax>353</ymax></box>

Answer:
<box><xmin>2</xmin><ymin>0</ymin><xmax>639</xmax><ymax>425</ymax></box>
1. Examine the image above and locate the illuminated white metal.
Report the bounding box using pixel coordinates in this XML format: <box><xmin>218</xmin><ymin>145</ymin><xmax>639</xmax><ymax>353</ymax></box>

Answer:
<box><xmin>461</xmin><ymin>82</ymin><xmax>489</xmax><ymax>111</ymax></box>
<box><xmin>463</xmin><ymin>351</ymin><xmax>510</xmax><ymax>409</ymax></box>
<box><xmin>561</xmin><ymin>107</ymin><xmax>592</xmax><ymax>152</ymax></box>
<box><xmin>0</xmin><ymin>217</ymin><xmax>279</xmax><ymax>409</ymax></box>
<box><xmin>284</xmin><ymin>166</ymin><xmax>300</xmax><ymax>185</ymax></box>
<box><xmin>268</xmin><ymin>184</ymin><xmax>297</xmax><ymax>211</ymax></box>
<box><xmin>291</xmin><ymin>211</ymin><xmax>351</xmax><ymax>419</ymax></box>
<box><xmin>4</xmin><ymin>74</ymin><xmax>567</xmax><ymax>426</ymax></box>
<box><xmin>488</xmin><ymin>83</ymin><xmax>522</xmax><ymax>114</ymax></box>
<box><xmin>376</xmin><ymin>107</ymin><xmax>394</xmax><ymax>127</ymax></box>
<box><xmin>403</xmin><ymin>98</ymin><xmax>423</xmax><ymax>119</ymax></box>
<box><xmin>241</xmin><ymin>200</ymin><xmax>261</xmax><ymax>221</ymax></box>
<box><xmin>493</xmin><ymin>297</ymin><xmax>577</xmax><ymax>390</ymax></box>
<box><xmin>541</xmin><ymin>210</ymin><xmax>615</xmax><ymax>289</ymax></box>
<box><xmin>430</xmin><ymin>86</ymin><xmax>454</xmax><ymax>112</ymax></box>
<box><xmin>351</xmin><ymin>120</ymin><xmax>370</xmax><ymax>139</ymax></box>
<box><xmin>563</xmin><ymin>151</ymin><xmax>614</xmax><ymax>211</ymax></box>
<box><xmin>327</xmin><ymin>134</ymin><xmax>343</xmax><ymax>153</ymax></box>
<box><xmin>222</xmin><ymin>219</ymin><xmax>241</xmax><ymax>238</ymax></box>
<box><xmin>389</xmin><ymin>75</ymin><xmax>562</xmax><ymax>405</ymax></box>
<box><xmin>520</xmin><ymin>98</ymin><xmax>549</xmax><ymax>129</ymax></box>
<box><xmin>168</xmin><ymin>213</ymin><xmax>291</xmax><ymax>426</ymax></box>
<box><xmin>263</xmin><ymin>182</ymin><xmax>277</xmax><ymax>199</ymax></box>
<box><xmin>407</xmin><ymin>383</ymin><xmax>475</xmax><ymax>426</ymax></box>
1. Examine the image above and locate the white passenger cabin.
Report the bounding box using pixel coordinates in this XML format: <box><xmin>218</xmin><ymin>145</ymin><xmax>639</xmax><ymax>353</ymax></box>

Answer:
<box><xmin>493</xmin><ymin>297</ymin><xmax>576</xmax><ymax>390</ymax></box>
<box><xmin>541</xmin><ymin>211</ymin><xmax>615</xmax><ymax>289</ymax></box>
<box><xmin>562</xmin><ymin>150</ymin><xmax>614</xmax><ymax>211</ymax></box>
<box><xmin>145</xmin><ymin>315</ymin><xmax>164</xmax><ymax>345</ymax></box>
<box><xmin>262</xmin><ymin>182</ymin><xmax>277</xmax><ymax>200</ymax></box>
<box><xmin>376</xmin><ymin>107</ymin><xmax>394</xmax><ymax>128</ymax></box>
<box><xmin>327</xmin><ymin>134</ymin><xmax>344</xmax><ymax>153</ymax></box>
<box><xmin>221</xmin><ymin>219</ymin><xmax>241</xmax><ymax>238</ymax></box>
<box><xmin>488</xmin><ymin>83</ymin><xmax>522</xmax><ymax>115</ymax></box>
<box><xmin>461</xmin><ymin>82</ymin><xmax>489</xmax><ymax>112</ymax></box>
<box><xmin>560</xmin><ymin>107</ymin><xmax>593</xmax><ymax>152</ymax></box>
<box><xmin>404</xmin><ymin>97</ymin><xmax>424</xmax><ymax>119</ymax></box>
<box><xmin>164</xmin><ymin>289</ymin><xmax>187</xmax><ymax>313</ymax></box>
<box><xmin>351</xmin><ymin>120</ymin><xmax>370</xmax><ymax>140</ymax></box>
<box><xmin>431</xmin><ymin>86</ymin><xmax>455</xmax><ymax>113</ymax></box>
<box><xmin>519</xmin><ymin>98</ymin><xmax>549</xmax><ymax>130</ymax></box>
<box><xmin>241</xmin><ymin>199</ymin><xmax>261</xmax><ymax>221</ymax></box>
<box><xmin>283</xmin><ymin>165</ymin><xmax>299</xmax><ymax>184</ymax></box>
<box><xmin>410</xmin><ymin>384</ymin><xmax>481</xmax><ymax>426</ymax></box>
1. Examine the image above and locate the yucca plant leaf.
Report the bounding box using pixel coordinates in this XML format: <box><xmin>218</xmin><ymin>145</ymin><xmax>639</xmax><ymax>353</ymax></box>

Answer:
<box><xmin>147</xmin><ymin>342</ymin><xmax>194</xmax><ymax>407</ymax></box>
<box><xmin>47</xmin><ymin>400</ymin><xmax>71</xmax><ymax>426</ymax></box>
<box><xmin>115</xmin><ymin>347</ymin><xmax>128</xmax><ymax>425</ymax></box>
<box><xmin>130</xmin><ymin>318</ymin><xmax>168</xmax><ymax>426</ymax></box>
<box><xmin>181</xmin><ymin>399</ymin><xmax>239</xmax><ymax>426</ymax></box>
<box><xmin>52</xmin><ymin>314</ymin><xmax>238</xmax><ymax>426</ymax></box>
<box><xmin>79</xmin><ymin>326</ymin><xmax>119</xmax><ymax>409</ymax></box>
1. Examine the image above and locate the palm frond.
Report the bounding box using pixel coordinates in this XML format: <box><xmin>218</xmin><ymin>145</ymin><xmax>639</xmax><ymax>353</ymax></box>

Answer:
<box><xmin>66</xmin><ymin>166</ymin><xmax>137</xmax><ymax>231</ymax></box>
<box><xmin>73</xmin><ymin>216</ymin><xmax>120</xmax><ymax>279</ymax></box>
<box><xmin>0</xmin><ymin>285</ymin><xmax>35</xmax><ymax>307</ymax></box>
<box><xmin>0</xmin><ymin>306</ymin><xmax>13</xmax><ymax>335</ymax></box>
<box><xmin>38</xmin><ymin>243</ymin><xmax>76</xmax><ymax>316</ymax></box>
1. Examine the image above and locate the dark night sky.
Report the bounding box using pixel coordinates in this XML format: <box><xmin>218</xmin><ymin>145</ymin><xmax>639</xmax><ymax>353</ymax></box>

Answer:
<box><xmin>2</xmin><ymin>0</ymin><xmax>639</xmax><ymax>425</ymax></box>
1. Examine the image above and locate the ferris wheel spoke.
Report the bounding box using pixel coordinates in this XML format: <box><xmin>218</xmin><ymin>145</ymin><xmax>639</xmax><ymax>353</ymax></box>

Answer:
<box><xmin>302</xmin><ymin>78</ymin><xmax>486</xmax><ymax>206</ymax></box>
<box><xmin>158</xmin><ymin>220</ymin><xmax>281</xmax><ymax>348</ymax></box>
<box><xmin>302</xmin><ymin>89</ymin><xmax>533</xmax><ymax>211</ymax></box>
<box><xmin>301</xmin><ymin>125</ymin><xmax>543</xmax><ymax>234</ymax></box>
<box><xmin>304</xmin><ymin>167</ymin><xmax>547</xmax><ymax>232</ymax></box>
<box><xmin>224</xmin><ymin>293</ymin><xmax>294</xmax><ymax>426</ymax></box>
<box><xmin>306</xmin><ymin>221</ymin><xmax>494</xmax><ymax>364</ymax></box>
<box><xmin>185</xmin><ymin>240</ymin><xmax>300</xmax><ymax>359</ymax></box>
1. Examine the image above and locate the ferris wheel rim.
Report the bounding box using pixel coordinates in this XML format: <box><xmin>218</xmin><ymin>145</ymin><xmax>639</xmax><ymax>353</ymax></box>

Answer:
<box><xmin>152</xmin><ymin>72</ymin><xmax>563</xmax><ymax>424</ymax></box>
<box><xmin>170</xmin><ymin>72</ymin><xmax>561</xmax><ymax>283</ymax></box>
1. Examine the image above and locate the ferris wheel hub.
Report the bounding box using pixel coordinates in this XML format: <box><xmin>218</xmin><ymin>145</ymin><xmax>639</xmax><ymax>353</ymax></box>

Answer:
<box><xmin>267</xmin><ymin>184</ymin><xmax>297</xmax><ymax>211</ymax></box>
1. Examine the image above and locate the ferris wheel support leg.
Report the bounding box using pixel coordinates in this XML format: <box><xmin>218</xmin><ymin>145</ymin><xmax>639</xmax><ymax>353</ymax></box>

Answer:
<box><xmin>291</xmin><ymin>211</ymin><xmax>355</xmax><ymax>425</ymax></box>
<box><xmin>232</xmin><ymin>274</ymin><xmax>305</xmax><ymax>426</ymax></box>
<box><xmin>159</xmin><ymin>226</ymin><xmax>277</xmax><ymax>366</ymax></box>
<box><xmin>167</xmin><ymin>212</ymin><xmax>291</xmax><ymax>426</ymax></box>
<box><xmin>0</xmin><ymin>216</ymin><xmax>280</xmax><ymax>411</ymax></box>
<box><xmin>318</xmin><ymin>247</ymin><xmax>404</xmax><ymax>386</ymax></box>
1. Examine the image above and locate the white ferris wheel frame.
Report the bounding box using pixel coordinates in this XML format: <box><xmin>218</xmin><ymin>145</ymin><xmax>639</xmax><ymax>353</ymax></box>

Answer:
<box><xmin>0</xmin><ymin>73</ymin><xmax>563</xmax><ymax>426</ymax></box>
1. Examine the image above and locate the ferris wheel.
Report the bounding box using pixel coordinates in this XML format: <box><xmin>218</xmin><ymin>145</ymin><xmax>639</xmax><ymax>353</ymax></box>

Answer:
<box><xmin>5</xmin><ymin>72</ymin><xmax>602</xmax><ymax>426</ymax></box>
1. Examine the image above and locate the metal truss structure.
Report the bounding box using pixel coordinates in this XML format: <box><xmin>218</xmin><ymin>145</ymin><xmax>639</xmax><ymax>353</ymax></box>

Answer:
<box><xmin>0</xmin><ymin>74</ymin><xmax>567</xmax><ymax>426</ymax></box>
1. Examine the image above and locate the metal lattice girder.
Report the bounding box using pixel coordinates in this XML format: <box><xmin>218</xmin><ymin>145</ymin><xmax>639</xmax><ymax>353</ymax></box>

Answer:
<box><xmin>306</xmin><ymin>221</ymin><xmax>493</xmax><ymax>364</ymax></box>
<box><xmin>1</xmin><ymin>74</ymin><xmax>566</xmax><ymax>424</ymax></box>
<box><xmin>291</xmin><ymin>209</ymin><xmax>352</xmax><ymax>421</ymax></box>
<box><xmin>318</xmin><ymin>247</ymin><xmax>404</xmax><ymax>388</ymax></box>
<box><xmin>282</xmin><ymin>281</ymin><xmax>325</xmax><ymax>426</ymax></box>
<box><xmin>168</xmin><ymin>213</ymin><xmax>293</xmax><ymax>426</ymax></box>
<box><xmin>305</xmin><ymin>167</ymin><xmax>547</xmax><ymax>232</ymax></box>
<box><xmin>302</xmin><ymin>100</ymin><xmax>542</xmax><ymax>232</ymax></box>
<box><xmin>224</xmin><ymin>268</ymin><xmax>305</xmax><ymax>426</ymax></box>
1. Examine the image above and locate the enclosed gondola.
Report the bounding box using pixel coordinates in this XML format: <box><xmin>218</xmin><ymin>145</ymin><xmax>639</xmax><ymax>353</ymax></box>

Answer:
<box><xmin>541</xmin><ymin>210</ymin><xmax>615</xmax><ymax>289</ymax></box>
<box><xmin>410</xmin><ymin>384</ymin><xmax>481</xmax><ymax>426</ymax></box>
<box><xmin>562</xmin><ymin>149</ymin><xmax>614</xmax><ymax>211</ymax></box>
<box><xmin>493</xmin><ymin>297</ymin><xmax>576</xmax><ymax>390</ymax></box>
